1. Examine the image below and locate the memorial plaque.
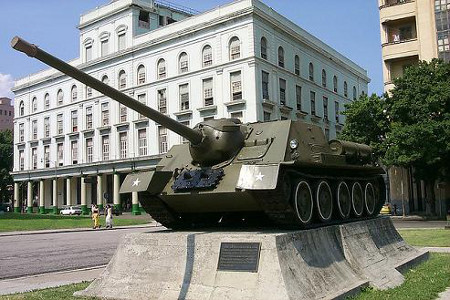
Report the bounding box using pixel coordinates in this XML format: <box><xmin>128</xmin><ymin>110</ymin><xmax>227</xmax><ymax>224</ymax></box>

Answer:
<box><xmin>217</xmin><ymin>242</ymin><xmax>261</xmax><ymax>272</ymax></box>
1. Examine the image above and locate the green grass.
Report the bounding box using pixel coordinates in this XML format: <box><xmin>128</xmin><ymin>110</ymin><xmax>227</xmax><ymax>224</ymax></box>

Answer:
<box><xmin>0</xmin><ymin>213</ymin><xmax>150</xmax><ymax>232</ymax></box>
<box><xmin>0</xmin><ymin>282</ymin><xmax>93</xmax><ymax>300</ymax></box>
<box><xmin>350</xmin><ymin>253</ymin><xmax>450</xmax><ymax>300</ymax></box>
<box><xmin>398</xmin><ymin>229</ymin><xmax>450</xmax><ymax>247</ymax></box>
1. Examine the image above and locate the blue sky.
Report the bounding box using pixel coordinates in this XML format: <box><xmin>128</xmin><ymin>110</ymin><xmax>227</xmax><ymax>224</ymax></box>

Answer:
<box><xmin>0</xmin><ymin>0</ymin><xmax>383</xmax><ymax>99</ymax></box>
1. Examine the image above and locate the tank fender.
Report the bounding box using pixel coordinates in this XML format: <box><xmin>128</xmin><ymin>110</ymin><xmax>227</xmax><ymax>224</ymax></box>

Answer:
<box><xmin>236</xmin><ymin>164</ymin><xmax>280</xmax><ymax>190</ymax></box>
<box><xmin>120</xmin><ymin>170</ymin><xmax>172</xmax><ymax>194</ymax></box>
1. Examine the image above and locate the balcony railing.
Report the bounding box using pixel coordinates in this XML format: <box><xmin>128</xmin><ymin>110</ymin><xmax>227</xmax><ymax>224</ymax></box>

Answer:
<box><xmin>380</xmin><ymin>0</ymin><xmax>413</xmax><ymax>9</ymax></box>
<box><xmin>382</xmin><ymin>37</ymin><xmax>417</xmax><ymax>47</ymax></box>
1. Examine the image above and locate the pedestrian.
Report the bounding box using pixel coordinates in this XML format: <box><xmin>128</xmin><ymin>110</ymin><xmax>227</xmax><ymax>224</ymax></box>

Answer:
<box><xmin>92</xmin><ymin>204</ymin><xmax>100</xmax><ymax>229</ymax></box>
<box><xmin>105</xmin><ymin>204</ymin><xmax>113</xmax><ymax>229</ymax></box>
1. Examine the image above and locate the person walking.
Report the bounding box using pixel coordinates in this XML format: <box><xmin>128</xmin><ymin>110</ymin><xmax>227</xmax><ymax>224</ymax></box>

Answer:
<box><xmin>92</xmin><ymin>204</ymin><xmax>100</xmax><ymax>229</ymax></box>
<box><xmin>105</xmin><ymin>205</ymin><xmax>113</xmax><ymax>229</ymax></box>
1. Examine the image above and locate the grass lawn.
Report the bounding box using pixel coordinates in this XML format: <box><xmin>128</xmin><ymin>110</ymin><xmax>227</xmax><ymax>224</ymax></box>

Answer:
<box><xmin>1</xmin><ymin>254</ymin><xmax>449</xmax><ymax>300</ymax></box>
<box><xmin>351</xmin><ymin>253</ymin><xmax>450</xmax><ymax>300</ymax></box>
<box><xmin>398</xmin><ymin>229</ymin><xmax>450</xmax><ymax>247</ymax></box>
<box><xmin>0</xmin><ymin>213</ymin><xmax>150</xmax><ymax>232</ymax></box>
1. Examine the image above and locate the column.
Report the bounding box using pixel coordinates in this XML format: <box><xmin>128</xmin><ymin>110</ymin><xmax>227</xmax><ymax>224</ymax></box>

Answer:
<box><xmin>132</xmin><ymin>191</ymin><xmax>141</xmax><ymax>215</ymax></box>
<box><xmin>66</xmin><ymin>178</ymin><xmax>72</xmax><ymax>206</ymax></box>
<box><xmin>14</xmin><ymin>182</ymin><xmax>20</xmax><ymax>213</ymax></box>
<box><xmin>97</xmin><ymin>174</ymin><xmax>104</xmax><ymax>211</ymax></box>
<box><xmin>52</xmin><ymin>179</ymin><xmax>58</xmax><ymax>214</ymax></box>
<box><xmin>39</xmin><ymin>180</ymin><xmax>45</xmax><ymax>214</ymax></box>
<box><xmin>81</xmin><ymin>177</ymin><xmax>89</xmax><ymax>215</ymax></box>
<box><xmin>113</xmin><ymin>173</ymin><xmax>121</xmax><ymax>213</ymax></box>
<box><xmin>27</xmin><ymin>181</ymin><xmax>33</xmax><ymax>213</ymax></box>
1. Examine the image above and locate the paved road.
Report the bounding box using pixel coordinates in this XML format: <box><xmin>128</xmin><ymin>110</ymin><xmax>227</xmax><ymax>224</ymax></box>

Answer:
<box><xmin>0</xmin><ymin>226</ymin><xmax>165</xmax><ymax>280</ymax></box>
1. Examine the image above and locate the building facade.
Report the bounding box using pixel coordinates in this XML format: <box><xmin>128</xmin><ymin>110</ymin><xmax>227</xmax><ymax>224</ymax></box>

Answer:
<box><xmin>0</xmin><ymin>98</ymin><xmax>14</xmax><ymax>132</ymax></box>
<box><xmin>12</xmin><ymin>0</ymin><xmax>369</xmax><ymax>214</ymax></box>
<box><xmin>379</xmin><ymin>0</ymin><xmax>450</xmax><ymax>215</ymax></box>
<box><xmin>379</xmin><ymin>0</ymin><xmax>450</xmax><ymax>92</ymax></box>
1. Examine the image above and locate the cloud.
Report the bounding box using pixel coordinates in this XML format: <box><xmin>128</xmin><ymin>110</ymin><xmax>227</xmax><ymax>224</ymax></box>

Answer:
<box><xmin>0</xmin><ymin>74</ymin><xmax>14</xmax><ymax>99</ymax></box>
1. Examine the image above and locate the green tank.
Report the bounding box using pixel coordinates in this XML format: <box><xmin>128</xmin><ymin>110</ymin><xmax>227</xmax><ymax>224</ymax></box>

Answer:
<box><xmin>12</xmin><ymin>36</ymin><xmax>385</xmax><ymax>229</ymax></box>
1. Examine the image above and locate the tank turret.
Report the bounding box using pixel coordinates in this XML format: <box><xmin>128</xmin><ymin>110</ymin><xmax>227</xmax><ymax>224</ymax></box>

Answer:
<box><xmin>13</xmin><ymin>37</ymin><xmax>386</xmax><ymax>229</ymax></box>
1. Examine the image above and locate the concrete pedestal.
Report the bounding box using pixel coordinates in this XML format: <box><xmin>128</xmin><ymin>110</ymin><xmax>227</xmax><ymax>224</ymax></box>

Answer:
<box><xmin>75</xmin><ymin>217</ymin><xmax>428</xmax><ymax>300</ymax></box>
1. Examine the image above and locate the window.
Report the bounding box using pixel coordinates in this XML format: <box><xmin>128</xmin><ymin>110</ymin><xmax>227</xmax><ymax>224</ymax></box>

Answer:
<box><xmin>19</xmin><ymin>101</ymin><xmax>24</xmax><ymax>116</ymax></box>
<box><xmin>309</xmin><ymin>63</ymin><xmax>314</xmax><ymax>81</ymax></box>
<box><xmin>310</xmin><ymin>91</ymin><xmax>316</xmax><ymax>116</ymax></box>
<box><xmin>295</xmin><ymin>55</ymin><xmax>300</xmax><ymax>76</ymax></box>
<box><xmin>138</xmin><ymin>94</ymin><xmax>147</xmax><ymax>119</ymax></box>
<box><xmin>279</xmin><ymin>78</ymin><xmax>286</xmax><ymax>106</ymax></box>
<box><xmin>19</xmin><ymin>150</ymin><xmax>24</xmax><ymax>171</ymax></box>
<box><xmin>203</xmin><ymin>78</ymin><xmax>213</xmax><ymax>106</ymax></box>
<box><xmin>344</xmin><ymin>81</ymin><xmax>348</xmax><ymax>98</ymax></box>
<box><xmin>296</xmin><ymin>85</ymin><xmax>302</xmax><ymax>111</ymax></box>
<box><xmin>86</xmin><ymin>106</ymin><xmax>93</xmax><ymax>129</ymax></box>
<box><xmin>278</xmin><ymin>47</ymin><xmax>285</xmax><ymax>68</ymax></box>
<box><xmin>138</xmin><ymin>129</ymin><xmax>148</xmax><ymax>156</ymax></box>
<box><xmin>229</xmin><ymin>37</ymin><xmax>240</xmax><ymax>60</ymax></box>
<box><xmin>158</xmin><ymin>89</ymin><xmax>167</xmax><ymax>114</ymax></box>
<box><xmin>71</xmin><ymin>111</ymin><xmax>78</xmax><ymax>132</ymax></box>
<box><xmin>71</xmin><ymin>141</ymin><xmax>78</xmax><ymax>164</ymax></box>
<box><xmin>322</xmin><ymin>69</ymin><xmax>327</xmax><ymax>88</ymax></box>
<box><xmin>32</xmin><ymin>120</ymin><xmax>37</xmax><ymax>140</ymax></box>
<box><xmin>230</xmin><ymin>71</ymin><xmax>242</xmax><ymax>101</ymax></box>
<box><xmin>57</xmin><ymin>114</ymin><xmax>63</xmax><ymax>135</ymax></box>
<box><xmin>137</xmin><ymin>65</ymin><xmax>146</xmax><ymax>84</ymax></box>
<box><xmin>262</xmin><ymin>71</ymin><xmax>269</xmax><ymax>100</ymax></box>
<box><xmin>32</xmin><ymin>97</ymin><xmax>37</xmax><ymax>112</ymax></box>
<box><xmin>86</xmin><ymin>138</ymin><xmax>93</xmax><ymax>163</ymax></box>
<box><xmin>44</xmin><ymin>146</ymin><xmax>50</xmax><ymax>168</ymax></box>
<box><xmin>230</xmin><ymin>111</ymin><xmax>243</xmax><ymax>121</ymax></box>
<box><xmin>323</xmin><ymin>96</ymin><xmax>329</xmax><ymax>121</ymax></box>
<box><xmin>32</xmin><ymin>148</ymin><xmax>37</xmax><ymax>169</ymax></box>
<box><xmin>57</xmin><ymin>143</ymin><xmax>64</xmax><ymax>166</ymax></box>
<box><xmin>57</xmin><ymin>89</ymin><xmax>64</xmax><ymax>106</ymax></box>
<box><xmin>120</xmin><ymin>104</ymin><xmax>127</xmax><ymax>122</ymax></box>
<box><xmin>86</xmin><ymin>86</ymin><xmax>92</xmax><ymax>98</ymax></box>
<box><xmin>179</xmin><ymin>84</ymin><xmax>189</xmax><ymax>111</ymax></box>
<box><xmin>85</xmin><ymin>45</ymin><xmax>92</xmax><ymax>62</ymax></box>
<box><xmin>44</xmin><ymin>117</ymin><xmax>50</xmax><ymax>138</ymax></box>
<box><xmin>71</xmin><ymin>85</ymin><xmax>78</xmax><ymax>102</ymax></box>
<box><xmin>264</xmin><ymin>111</ymin><xmax>271</xmax><ymax>122</ymax></box>
<box><xmin>333</xmin><ymin>76</ymin><xmax>338</xmax><ymax>93</ymax></box>
<box><xmin>119</xmin><ymin>132</ymin><xmax>127</xmax><ymax>158</ymax></box>
<box><xmin>179</xmin><ymin>52</ymin><xmax>189</xmax><ymax>73</ymax></box>
<box><xmin>138</xmin><ymin>10</ymin><xmax>150</xmax><ymax>28</ymax></box>
<box><xmin>118</xmin><ymin>33</ymin><xmax>126</xmax><ymax>51</ymax></box>
<box><xmin>101</xmin><ymin>39</ymin><xmax>109</xmax><ymax>56</ymax></box>
<box><xmin>44</xmin><ymin>94</ymin><xmax>50</xmax><ymax>109</ymax></box>
<box><xmin>202</xmin><ymin>45</ymin><xmax>213</xmax><ymax>67</ymax></box>
<box><xmin>102</xmin><ymin>135</ymin><xmax>110</xmax><ymax>160</ymax></box>
<box><xmin>179</xmin><ymin>121</ymin><xmax>190</xmax><ymax>143</ymax></box>
<box><xmin>157</xmin><ymin>59</ymin><xmax>166</xmax><ymax>79</ymax></box>
<box><xmin>102</xmin><ymin>75</ymin><xmax>109</xmax><ymax>85</ymax></box>
<box><xmin>101</xmin><ymin>102</ymin><xmax>109</xmax><ymax>126</ymax></box>
<box><xmin>19</xmin><ymin>123</ymin><xmax>24</xmax><ymax>142</ymax></box>
<box><xmin>261</xmin><ymin>37</ymin><xmax>267</xmax><ymax>59</ymax></box>
<box><xmin>353</xmin><ymin>86</ymin><xmax>357</xmax><ymax>100</ymax></box>
<box><xmin>335</xmin><ymin>101</ymin><xmax>340</xmax><ymax>123</ymax></box>
<box><xmin>118</xmin><ymin>70</ymin><xmax>127</xmax><ymax>90</ymax></box>
<box><xmin>158</xmin><ymin>127</ymin><xmax>168</xmax><ymax>154</ymax></box>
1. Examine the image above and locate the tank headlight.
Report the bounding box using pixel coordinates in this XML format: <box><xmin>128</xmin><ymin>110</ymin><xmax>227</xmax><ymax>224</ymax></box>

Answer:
<box><xmin>289</xmin><ymin>139</ymin><xmax>299</xmax><ymax>150</ymax></box>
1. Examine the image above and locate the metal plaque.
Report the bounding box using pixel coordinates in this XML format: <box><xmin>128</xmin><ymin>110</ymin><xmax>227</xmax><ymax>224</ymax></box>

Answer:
<box><xmin>217</xmin><ymin>242</ymin><xmax>261</xmax><ymax>272</ymax></box>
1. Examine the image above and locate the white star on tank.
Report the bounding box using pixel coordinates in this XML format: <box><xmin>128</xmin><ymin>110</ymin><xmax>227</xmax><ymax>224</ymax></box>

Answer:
<box><xmin>255</xmin><ymin>172</ymin><xmax>265</xmax><ymax>181</ymax></box>
<box><xmin>132</xmin><ymin>178</ymin><xmax>141</xmax><ymax>187</ymax></box>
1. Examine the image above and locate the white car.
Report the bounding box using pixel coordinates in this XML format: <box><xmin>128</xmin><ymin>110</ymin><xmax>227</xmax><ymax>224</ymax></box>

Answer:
<box><xmin>60</xmin><ymin>206</ymin><xmax>83</xmax><ymax>216</ymax></box>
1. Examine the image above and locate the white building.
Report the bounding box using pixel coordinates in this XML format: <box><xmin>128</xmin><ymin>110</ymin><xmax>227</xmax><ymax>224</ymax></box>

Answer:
<box><xmin>12</xmin><ymin>0</ymin><xmax>370</xmax><ymax>214</ymax></box>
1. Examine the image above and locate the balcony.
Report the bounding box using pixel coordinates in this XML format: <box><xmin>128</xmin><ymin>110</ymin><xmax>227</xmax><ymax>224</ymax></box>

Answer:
<box><xmin>380</xmin><ymin>0</ymin><xmax>415</xmax><ymax>23</ymax></box>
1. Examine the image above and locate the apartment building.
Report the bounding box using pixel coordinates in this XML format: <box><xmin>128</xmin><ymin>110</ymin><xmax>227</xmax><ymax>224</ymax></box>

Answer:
<box><xmin>0</xmin><ymin>98</ymin><xmax>14</xmax><ymax>132</ymax></box>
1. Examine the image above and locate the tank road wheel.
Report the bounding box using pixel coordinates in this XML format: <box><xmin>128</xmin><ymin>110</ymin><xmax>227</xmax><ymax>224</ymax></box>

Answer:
<box><xmin>316</xmin><ymin>181</ymin><xmax>333</xmax><ymax>222</ymax></box>
<box><xmin>293</xmin><ymin>181</ymin><xmax>314</xmax><ymax>225</ymax></box>
<box><xmin>336</xmin><ymin>181</ymin><xmax>351</xmax><ymax>219</ymax></box>
<box><xmin>364</xmin><ymin>183</ymin><xmax>377</xmax><ymax>216</ymax></box>
<box><xmin>351</xmin><ymin>182</ymin><xmax>364</xmax><ymax>217</ymax></box>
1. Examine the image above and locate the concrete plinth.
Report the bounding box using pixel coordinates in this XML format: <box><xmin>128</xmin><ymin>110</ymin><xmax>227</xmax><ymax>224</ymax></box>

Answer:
<box><xmin>74</xmin><ymin>217</ymin><xmax>428</xmax><ymax>300</ymax></box>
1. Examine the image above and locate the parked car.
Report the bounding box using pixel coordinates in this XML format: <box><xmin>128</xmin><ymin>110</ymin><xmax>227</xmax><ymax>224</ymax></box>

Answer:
<box><xmin>60</xmin><ymin>206</ymin><xmax>82</xmax><ymax>216</ymax></box>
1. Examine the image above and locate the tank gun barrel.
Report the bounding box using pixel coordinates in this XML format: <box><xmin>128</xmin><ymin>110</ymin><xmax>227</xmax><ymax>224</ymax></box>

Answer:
<box><xmin>11</xmin><ymin>36</ymin><xmax>203</xmax><ymax>145</ymax></box>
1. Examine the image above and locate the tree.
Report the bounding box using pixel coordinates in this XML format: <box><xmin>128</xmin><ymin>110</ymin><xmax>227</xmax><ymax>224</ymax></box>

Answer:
<box><xmin>0</xmin><ymin>130</ymin><xmax>13</xmax><ymax>203</ymax></box>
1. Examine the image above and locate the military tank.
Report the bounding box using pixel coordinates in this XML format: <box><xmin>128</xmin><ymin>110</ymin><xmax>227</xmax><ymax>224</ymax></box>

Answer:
<box><xmin>12</xmin><ymin>36</ymin><xmax>385</xmax><ymax>229</ymax></box>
